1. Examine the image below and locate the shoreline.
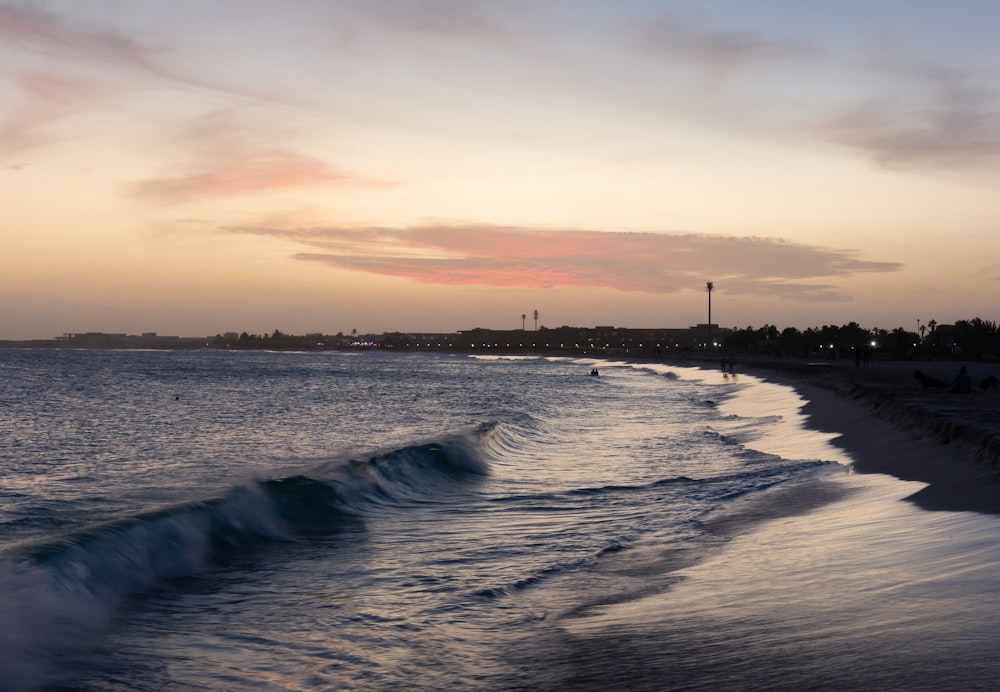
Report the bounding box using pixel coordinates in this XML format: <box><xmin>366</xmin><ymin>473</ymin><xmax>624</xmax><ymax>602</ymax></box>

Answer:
<box><xmin>687</xmin><ymin>355</ymin><xmax>1000</xmax><ymax>514</ymax></box>
<box><xmin>552</xmin><ymin>356</ymin><xmax>1000</xmax><ymax>690</ymax></box>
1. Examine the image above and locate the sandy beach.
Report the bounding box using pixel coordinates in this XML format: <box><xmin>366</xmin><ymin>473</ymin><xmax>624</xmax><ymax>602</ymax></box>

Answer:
<box><xmin>676</xmin><ymin>354</ymin><xmax>1000</xmax><ymax>515</ymax></box>
<box><xmin>543</xmin><ymin>355</ymin><xmax>1000</xmax><ymax>691</ymax></box>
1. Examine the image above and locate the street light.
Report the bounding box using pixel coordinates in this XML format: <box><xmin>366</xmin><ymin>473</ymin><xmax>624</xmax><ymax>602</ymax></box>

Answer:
<box><xmin>706</xmin><ymin>281</ymin><xmax>713</xmax><ymax>350</ymax></box>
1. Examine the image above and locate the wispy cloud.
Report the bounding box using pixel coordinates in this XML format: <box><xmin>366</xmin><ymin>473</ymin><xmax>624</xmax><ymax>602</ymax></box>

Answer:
<box><xmin>356</xmin><ymin>0</ymin><xmax>509</xmax><ymax>38</ymax></box>
<box><xmin>631</xmin><ymin>11</ymin><xmax>1000</xmax><ymax>175</ymax></box>
<box><xmin>0</xmin><ymin>3</ymin><xmax>299</xmax><ymax>158</ymax></box>
<box><xmin>0</xmin><ymin>71</ymin><xmax>109</xmax><ymax>156</ymax></box>
<box><xmin>978</xmin><ymin>264</ymin><xmax>1000</xmax><ymax>282</ymax></box>
<box><xmin>128</xmin><ymin>104</ymin><xmax>396</xmax><ymax>202</ymax></box>
<box><xmin>641</xmin><ymin>12</ymin><xmax>815</xmax><ymax>80</ymax></box>
<box><xmin>226</xmin><ymin>224</ymin><xmax>899</xmax><ymax>301</ymax></box>
<box><xmin>823</xmin><ymin>63</ymin><xmax>1000</xmax><ymax>170</ymax></box>
<box><xmin>0</xmin><ymin>5</ymin><xmax>166</xmax><ymax>160</ymax></box>
<box><xmin>0</xmin><ymin>4</ymin><xmax>159</xmax><ymax>70</ymax></box>
<box><xmin>132</xmin><ymin>148</ymin><xmax>389</xmax><ymax>202</ymax></box>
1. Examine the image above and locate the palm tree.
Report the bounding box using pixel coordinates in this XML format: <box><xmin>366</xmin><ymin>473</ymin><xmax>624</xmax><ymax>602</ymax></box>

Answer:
<box><xmin>522</xmin><ymin>313</ymin><xmax>526</xmax><ymax>331</ymax></box>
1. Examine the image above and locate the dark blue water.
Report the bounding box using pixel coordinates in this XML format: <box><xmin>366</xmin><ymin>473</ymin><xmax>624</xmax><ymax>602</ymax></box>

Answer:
<box><xmin>3</xmin><ymin>349</ymin><xmax>998</xmax><ymax>690</ymax></box>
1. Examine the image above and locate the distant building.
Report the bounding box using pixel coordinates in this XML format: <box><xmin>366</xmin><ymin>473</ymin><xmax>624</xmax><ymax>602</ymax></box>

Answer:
<box><xmin>692</xmin><ymin>323</ymin><xmax>724</xmax><ymax>348</ymax></box>
<box><xmin>54</xmin><ymin>332</ymin><xmax>203</xmax><ymax>349</ymax></box>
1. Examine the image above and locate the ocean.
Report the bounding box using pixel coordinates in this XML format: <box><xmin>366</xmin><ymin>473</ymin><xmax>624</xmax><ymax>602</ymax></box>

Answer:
<box><xmin>3</xmin><ymin>348</ymin><xmax>1000</xmax><ymax>690</ymax></box>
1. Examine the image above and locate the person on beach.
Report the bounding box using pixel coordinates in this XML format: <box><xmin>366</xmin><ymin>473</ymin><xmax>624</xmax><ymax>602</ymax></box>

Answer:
<box><xmin>948</xmin><ymin>366</ymin><xmax>973</xmax><ymax>393</ymax></box>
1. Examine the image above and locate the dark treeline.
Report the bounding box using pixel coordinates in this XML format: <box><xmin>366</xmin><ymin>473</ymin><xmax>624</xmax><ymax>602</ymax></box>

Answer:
<box><xmin>216</xmin><ymin>329</ymin><xmax>338</xmax><ymax>350</ymax></box>
<box><xmin>724</xmin><ymin>318</ymin><xmax>1000</xmax><ymax>361</ymax></box>
<box><xmin>214</xmin><ymin>317</ymin><xmax>1000</xmax><ymax>361</ymax></box>
<box><xmin>7</xmin><ymin>318</ymin><xmax>1000</xmax><ymax>360</ymax></box>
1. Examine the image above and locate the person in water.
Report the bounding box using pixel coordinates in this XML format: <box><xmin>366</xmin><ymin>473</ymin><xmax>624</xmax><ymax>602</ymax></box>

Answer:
<box><xmin>948</xmin><ymin>366</ymin><xmax>973</xmax><ymax>393</ymax></box>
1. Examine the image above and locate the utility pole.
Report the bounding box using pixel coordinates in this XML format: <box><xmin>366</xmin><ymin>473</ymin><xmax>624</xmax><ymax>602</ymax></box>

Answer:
<box><xmin>706</xmin><ymin>281</ymin><xmax>713</xmax><ymax>350</ymax></box>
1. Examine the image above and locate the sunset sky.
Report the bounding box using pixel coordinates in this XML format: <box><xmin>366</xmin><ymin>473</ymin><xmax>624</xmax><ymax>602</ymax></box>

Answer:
<box><xmin>3</xmin><ymin>1</ymin><xmax>1000</xmax><ymax>339</ymax></box>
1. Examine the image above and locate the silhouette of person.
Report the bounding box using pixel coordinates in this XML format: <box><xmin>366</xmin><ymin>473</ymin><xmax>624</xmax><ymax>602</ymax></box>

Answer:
<box><xmin>948</xmin><ymin>366</ymin><xmax>972</xmax><ymax>393</ymax></box>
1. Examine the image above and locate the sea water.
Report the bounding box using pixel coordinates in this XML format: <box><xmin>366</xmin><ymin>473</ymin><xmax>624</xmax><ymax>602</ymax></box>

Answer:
<box><xmin>1</xmin><ymin>348</ymin><xmax>999</xmax><ymax>690</ymax></box>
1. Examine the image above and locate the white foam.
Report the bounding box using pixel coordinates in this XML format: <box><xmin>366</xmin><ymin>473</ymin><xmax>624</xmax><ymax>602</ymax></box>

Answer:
<box><xmin>564</xmin><ymin>372</ymin><xmax>1000</xmax><ymax>685</ymax></box>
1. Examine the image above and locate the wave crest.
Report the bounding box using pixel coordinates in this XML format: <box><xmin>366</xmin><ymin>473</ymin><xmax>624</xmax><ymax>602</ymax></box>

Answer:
<box><xmin>0</xmin><ymin>431</ymin><xmax>492</xmax><ymax>687</ymax></box>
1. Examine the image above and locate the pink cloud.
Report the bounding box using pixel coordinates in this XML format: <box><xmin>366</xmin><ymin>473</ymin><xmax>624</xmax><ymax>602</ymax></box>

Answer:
<box><xmin>0</xmin><ymin>4</ymin><xmax>285</xmax><ymax>122</ymax></box>
<box><xmin>0</xmin><ymin>6</ymin><xmax>165</xmax><ymax>159</ymax></box>
<box><xmin>0</xmin><ymin>72</ymin><xmax>106</xmax><ymax>156</ymax></box>
<box><xmin>0</xmin><ymin>4</ymin><xmax>160</xmax><ymax>71</ymax></box>
<box><xmin>132</xmin><ymin>149</ymin><xmax>390</xmax><ymax>202</ymax></box>
<box><xmin>227</xmin><ymin>224</ymin><xmax>899</xmax><ymax>301</ymax></box>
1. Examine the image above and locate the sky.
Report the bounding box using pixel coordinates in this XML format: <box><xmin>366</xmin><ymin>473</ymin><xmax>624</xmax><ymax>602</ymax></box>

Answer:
<box><xmin>3</xmin><ymin>0</ymin><xmax>1000</xmax><ymax>339</ymax></box>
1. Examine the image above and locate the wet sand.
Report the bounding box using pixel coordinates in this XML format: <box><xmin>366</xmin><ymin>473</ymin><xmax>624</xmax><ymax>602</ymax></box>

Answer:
<box><xmin>536</xmin><ymin>356</ymin><xmax>1000</xmax><ymax>691</ymax></box>
<box><xmin>704</xmin><ymin>355</ymin><xmax>1000</xmax><ymax>514</ymax></box>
